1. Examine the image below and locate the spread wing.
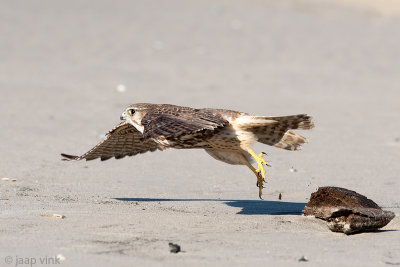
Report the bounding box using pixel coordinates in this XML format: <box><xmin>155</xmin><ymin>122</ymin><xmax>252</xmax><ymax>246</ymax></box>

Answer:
<box><xmin>61</xmin><ymin>121</ymin><xmax>162</xmax><ymax>161</ymax></box>
<box><xmin>141</xmin><ymin>108</ymin><xmax>229</xmax><ymax>139</ymax></box>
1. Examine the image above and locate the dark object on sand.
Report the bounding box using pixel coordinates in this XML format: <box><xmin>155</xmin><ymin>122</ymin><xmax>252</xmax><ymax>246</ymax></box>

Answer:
<box><xmin>278</xmin><ymin>193</ymin><xmax>282</xmax><ymax>200</ymax></box>
<box><xmin>303</xmin><ymin>187</ymin><xmax>395</xmax><ymax>235</ymax></box>
<box><xmin>169</xmin><ymin>242</ymin><xmax>181</xmax><ymax>253</ymax></box>
<box><xmin>298</xmin><ymin>256</ymin><xmax>309</xmax><ymax>262</ymax></box>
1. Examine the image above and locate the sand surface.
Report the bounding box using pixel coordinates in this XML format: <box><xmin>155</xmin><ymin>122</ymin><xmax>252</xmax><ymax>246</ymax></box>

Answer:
<box><xmin>1</xmin><ymin>0</ymin><xmax>399</xmax><ymax>266</ymax></box>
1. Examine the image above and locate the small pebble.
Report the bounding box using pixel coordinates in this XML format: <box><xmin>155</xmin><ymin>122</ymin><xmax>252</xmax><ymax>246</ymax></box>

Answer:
<box><xmin>289</xmin><ymin>167</ymin><xmax>297</xmax><ymax>173</ymax></box>
<box><xmin>298</xmin><ymin>256</ymin><xmax>308</xmax><ymax>262</ymax></box>
<box><xmin>169</xmin><ymin>242</ymin><xmax>181</xmax><ymax>253</ymax></box>
<box><xmin>116</xmin><ymin>84</ymin><xmax>127</xmax><ymax>93</ymax></box>
<box><xmin>56</xmin><ymin>254</ymin><xmax>66</xmax><ymax>262</ymax></box>
<box><xmin>41</xmin><ymin>214</ymin><xmax>66</xmax><ymax>219</ymax></box>
<box><xmin>2</xmin><ymin>177</ymin><xmax>17</xmax><ymax>182</ymax></box>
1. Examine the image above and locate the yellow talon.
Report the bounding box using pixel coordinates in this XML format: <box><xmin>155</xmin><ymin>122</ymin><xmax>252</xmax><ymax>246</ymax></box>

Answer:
<box><xmin>247</xmin><ymin>149</ymin><xmax>268</xmax><ymax>178</ymax></box>
<box><xmin>246</xmin><ymin>149</ymin><xmax>270</xmax><ymax>199</ymax></box>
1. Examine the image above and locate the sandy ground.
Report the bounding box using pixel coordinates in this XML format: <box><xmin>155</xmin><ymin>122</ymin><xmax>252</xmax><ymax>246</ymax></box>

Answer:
<box><xmin>1</xmin><ymin>0</ymin><xmax>399</xmax><ymax>266</ymax></box>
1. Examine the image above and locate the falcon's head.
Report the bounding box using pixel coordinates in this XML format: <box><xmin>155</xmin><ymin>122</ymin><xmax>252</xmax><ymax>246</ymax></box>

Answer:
<box><xmin>120</xmin><ymin>103</ymin><xmax>154</xmax><ymax>133</ymax></box>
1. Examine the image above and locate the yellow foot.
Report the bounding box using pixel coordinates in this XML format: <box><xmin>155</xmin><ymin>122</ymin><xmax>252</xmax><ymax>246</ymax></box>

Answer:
<box><xmin>247</xmin><ymin>148</ymin><xmax>270</xmax><ymax>199</ymax></box>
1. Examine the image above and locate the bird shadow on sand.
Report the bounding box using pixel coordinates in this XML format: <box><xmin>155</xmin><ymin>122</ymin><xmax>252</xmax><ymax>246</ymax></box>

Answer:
<box><xmin>114</xmin><ymin>198</ymin><xmax>306</xmax><ymax>215</ymax></box>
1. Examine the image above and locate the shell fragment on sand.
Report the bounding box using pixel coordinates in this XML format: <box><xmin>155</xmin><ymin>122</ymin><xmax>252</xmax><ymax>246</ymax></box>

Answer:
<box><xmin>302</xmin><ymin>186</ymin><xmax>395</xmax><ymax>235</ymax></box>
<box><xmin>40</xmin><ymin>214</ymin><xmax>66</xmax><ymax>219</ymax></box>
<box><xmin>2</xmin><ymin>177</ymin><xmax>17</xmax><ymax>182</ymax></box>
<box><xmin>56</xmin><ymin>254</ymin><xmax>66</xmax><ymax>262</ymax></box>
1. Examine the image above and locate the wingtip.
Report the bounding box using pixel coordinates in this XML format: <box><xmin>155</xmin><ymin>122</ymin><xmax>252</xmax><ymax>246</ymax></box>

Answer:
<box><xmin>61</xmin><ymin>153</ymin><xmax>80</xmax><ymax>161</ymax></box>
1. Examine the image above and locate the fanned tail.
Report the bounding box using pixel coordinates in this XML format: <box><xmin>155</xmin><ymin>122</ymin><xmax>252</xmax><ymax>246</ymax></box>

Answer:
<box><xmin>236</xmin><ymin>114</ymin><xmax>314</xmax><ymax>151</ymax></box>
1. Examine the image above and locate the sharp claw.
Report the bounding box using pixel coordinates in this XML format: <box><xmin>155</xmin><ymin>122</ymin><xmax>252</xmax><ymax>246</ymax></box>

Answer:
<box><xmin>248</xmin><ymin>149</ymin><xmax>269</xmax><ymax>200</ymax></box>
<box><xmin>256</xmin><ymin>183</ymin><xmax>265</xmax><ymax>188</ymax></box>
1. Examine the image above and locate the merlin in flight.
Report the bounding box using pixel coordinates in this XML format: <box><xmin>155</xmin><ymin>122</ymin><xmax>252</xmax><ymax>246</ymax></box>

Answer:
<box><xmin>62</xmin><ymin>103</ymin><xmax>313</xmax><ymax>198</ymax></box>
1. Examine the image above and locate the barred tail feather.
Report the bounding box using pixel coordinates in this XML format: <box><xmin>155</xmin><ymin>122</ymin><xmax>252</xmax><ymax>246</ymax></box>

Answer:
<box><xmin>236</xmin><ymin>114</ymin><xmax>314</xmax><ymax>151</ymax></box>
<box><xmin>265</xmin><ymin>130</ymin><xmax>307</xmax><ymax>151</ymax></box>
<box><xmin>248</xmin><ymin>114</ymin><xmax>314</xmax><ymax>130</ymax></box>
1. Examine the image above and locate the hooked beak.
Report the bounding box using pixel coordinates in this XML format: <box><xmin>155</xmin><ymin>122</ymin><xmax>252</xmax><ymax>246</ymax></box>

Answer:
<box><xmin>120</xmin><ymin>112</ymin><xmax>126</xmax><ymax>121</ymax></box>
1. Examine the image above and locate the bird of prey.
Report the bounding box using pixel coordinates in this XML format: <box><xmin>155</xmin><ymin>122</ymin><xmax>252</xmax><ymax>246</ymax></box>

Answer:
<box><xmin>62</xmin><ymin>103</ymin><xmax>314</xmax><ymax>198</ymax></box>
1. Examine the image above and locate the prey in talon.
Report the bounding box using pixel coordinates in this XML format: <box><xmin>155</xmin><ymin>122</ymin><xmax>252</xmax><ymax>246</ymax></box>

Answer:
<box><xmin>61</xmin><ymin>103</ymin><xmax>314</xmax><ymax>198</ymax></box>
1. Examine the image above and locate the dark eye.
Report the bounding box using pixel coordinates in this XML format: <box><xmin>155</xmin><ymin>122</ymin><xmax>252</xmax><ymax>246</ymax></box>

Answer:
<box><xmin>127</xmin><ymin>109</ymin><xmax>135</xmax><ymax>116</ymax></box>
